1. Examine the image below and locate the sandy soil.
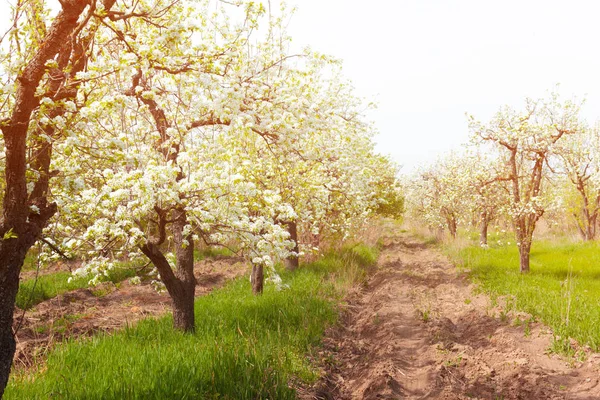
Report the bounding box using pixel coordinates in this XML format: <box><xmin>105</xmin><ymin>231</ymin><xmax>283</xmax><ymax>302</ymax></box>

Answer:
<box><xmin>305</xmin><ymin>231</ymin><xmax>600</xmax><ymax>400</ymax></box>
<box><xmin>13</xmin><ymin>256</ymin><xmax>249</xmax><ymax>370</ymax></box>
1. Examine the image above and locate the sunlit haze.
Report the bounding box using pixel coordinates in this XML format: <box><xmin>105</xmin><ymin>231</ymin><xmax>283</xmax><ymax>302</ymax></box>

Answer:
<box><xmin>3</xmin><ymin>0</ymin><xmax>600</xmax><ymax>172</ymax></box>
<box><xmin>285</xmin><ymin>0</ymin><xmax>600</xmax><ymax>172</ymax></box>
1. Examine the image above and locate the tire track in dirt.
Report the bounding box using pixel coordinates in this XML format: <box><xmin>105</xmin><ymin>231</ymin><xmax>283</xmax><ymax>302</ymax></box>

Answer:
<box><xmin>306</xmin><ymin>231</ymin><xmax>600</xmax><ymax>400</ymax></box>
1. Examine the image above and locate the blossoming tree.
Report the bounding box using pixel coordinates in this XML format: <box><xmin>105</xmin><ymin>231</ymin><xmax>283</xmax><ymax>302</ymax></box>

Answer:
<box><xmin>555</xmin><ymin>124</ymin><xmax>600</xmax><ymax>240</ymax></box>
<box><xmin>468</xmin><ymin>93</ymin><xmax>582</xmax><ymax>272</ymax></box>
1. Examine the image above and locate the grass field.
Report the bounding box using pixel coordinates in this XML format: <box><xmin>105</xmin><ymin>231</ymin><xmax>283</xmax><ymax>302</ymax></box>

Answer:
<box><xmin>6</xmin><ymin>244</ymin><xmax>378</xmax><ymax>399</ymax></box>
<box><xmin>448</xmin><ymin>238</ymin><xmax>600</xmax><ymax>354</ymax></box>
<box><xmin>16</xmin><ymin>247</ymin><xmax>235</xmax><ymax>310</ymax></box>
<box><xmin>16</xmin><ymin>264</ymin><xmax>139</xmax><ymax>310</ymax></box>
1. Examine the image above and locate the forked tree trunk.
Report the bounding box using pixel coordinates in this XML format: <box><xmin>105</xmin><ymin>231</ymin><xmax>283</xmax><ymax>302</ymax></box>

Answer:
<box><xmin>285</xmin><ymin>221</ymin><xmax>299</xmax><ymax>271</ymax></box>
<box><xmin>576</xmin><ymin>220</ymin><xmax>595</xmax><ymax>241</ymax></box>
<box><xmin>140</xmin><ymin>208</ymin><xmax>197</xmax><ymax>333</ymax></box>
<box><xmin>251</xmin><ymin>264</ymin><xmax>264</xmax><ymax>295</ymax></box>
<box><xmin>583</xmin><ymin>213</ymin><xmax>597</xmax><ymax>241</ymax></box>
<box><xmin>573</xmin><ymin>185</ymin><xmax>599</xmax><ymax>241</ymax></box>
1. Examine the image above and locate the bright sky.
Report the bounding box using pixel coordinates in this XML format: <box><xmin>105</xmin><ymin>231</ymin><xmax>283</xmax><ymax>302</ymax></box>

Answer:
<box><xmin>3</xmin><ymin>1</ymin><xmax>600</xmax><ymax>173</ymax></box>
<box><xmin>285</xmin><ymin>0</ymin><xmax>600</xmax><ymax>173</ymax></box>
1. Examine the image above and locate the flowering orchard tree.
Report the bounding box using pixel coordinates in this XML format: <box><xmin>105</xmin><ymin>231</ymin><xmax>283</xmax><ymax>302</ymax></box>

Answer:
<box><xmin>461</xmin><ymin>152</ymin><xmax>508</xmax><ymax>245</ymax></box>
<box><xmin>0</xmin><ymin>0</ymin><xmax>148</xmax><ymax>393</ymax></box>
<box><xmin>555</xmin><ymin>124</ymin><xmax>600</xmax><ymax>240</ymax></box>
<box><xmin>46</xmin><ymin>0</ymin><xmax>299</xmax><ymax>323</ymax></box>
<box><xmin>469</xmin><ymin>93</ymin><xmax>582</xmax><ymax>272</ymax></box>
<box><xmin>0</xmin><ymin>0</ymin><xmax>400</xmax><ymax>390</ymax></box>
<box><xmin>0</xmin><ymin>0</ymin><xmax>356</xmax><ymax>390</ymax></box>
<box><xmin>42</xmin><ymin>0</ymin><xmax>395</xmax><ymax>315</ymax></box>
<box><xmin>408</xmin><ymin>152</ymin><xmax>474</xmax><ymax>238</ymax></box>
<box><xmin>406</xmin><ymin>151</ymin><xmax>507</xmax><ymax>244</ymax></box>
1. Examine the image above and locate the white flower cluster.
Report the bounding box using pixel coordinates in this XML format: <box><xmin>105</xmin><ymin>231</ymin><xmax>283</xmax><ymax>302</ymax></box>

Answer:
<box><xmin>22</xmin><ymin>0</ymin><xmax>401</xmax><ymax>294</ymax></box>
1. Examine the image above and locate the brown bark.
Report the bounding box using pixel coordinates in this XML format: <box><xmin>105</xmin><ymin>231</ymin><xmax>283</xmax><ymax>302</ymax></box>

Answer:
<box><xmin>251</xmin><ymin>264</ymin><xmax>264</xmax><ymax>295</ymax></box>
<box><xmin>284</xmin><ymin>221</ymin><xmax>299</xmax><ymax>271</ymax></box>
<box><xmin>0</xmin><ymin>1</ymin><xmax>98</xmax><ymax>395</ymax></box>
<box><xmin>171</xmin><ymin>208</ymin><xmax>196</xmax><ymax>332</ymax></box>
<box><xmin>446</xmin><ymin>215</ymin><xmax>457</xmax><ymax>239</ymax></box>
<box><xmin>0</xmin><ymin>238</ymin><xmax>30</xmax><ymax>395</ymax></box>
<box><xmin>507</xmin><ymin>148</ymin><xmax>543</xmax><ymax>273</ymax></box>
<box><xmin>514</xmin><ymin>213</ymin><xmax>537</xmax><ymax>274</ymax></box>
<box><xmin>139</xmin><ymin>208</ymin><xmax>197</xmax><ymax>332</ymax></box>
<box><xmin>479</xmin><ymin>212</ymin><xmax>489</xmax><ymax>246</ymax></box>
<box><xmin>127</xmin><ymin>67</ymin><xmax>219</xmax><ymax>332</ymax></box>
<box><xmin>519</xmin><ymin>241</ymin><xmax>531</xmax><ymax>274</ymax></box>
<box><xmin>573</xmin><ymin>181</ymin><xmax>599</xmax><ymax>241</ymax></box>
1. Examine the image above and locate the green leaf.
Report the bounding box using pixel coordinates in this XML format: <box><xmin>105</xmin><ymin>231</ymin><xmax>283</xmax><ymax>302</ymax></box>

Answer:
<box><xmin>3</xmin><ymin>228</ymin><xmax>18</xmax><ymax>240</ymax></box>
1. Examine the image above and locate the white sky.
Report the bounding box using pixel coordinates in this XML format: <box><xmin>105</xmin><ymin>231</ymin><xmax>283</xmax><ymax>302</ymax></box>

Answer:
<box><xmin>3</xmin><ymin>1</ymin><xmax>600</xmax><ymax>173</ymax></box>
<box><xmin>285</xmin><ymin>0</ymin><xmax>600</xmax><ymax>173</ymax></box>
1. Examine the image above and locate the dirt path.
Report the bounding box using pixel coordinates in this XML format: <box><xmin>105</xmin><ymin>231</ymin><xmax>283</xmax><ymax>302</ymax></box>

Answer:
<box><xmin>308</xmin><ymin>231</ymin><xmax>600</xmax><ymax>400</ymax></box>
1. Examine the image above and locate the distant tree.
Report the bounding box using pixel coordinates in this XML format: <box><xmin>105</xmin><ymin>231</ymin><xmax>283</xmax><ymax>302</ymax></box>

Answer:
<box><xmin>555</xmin><ymin>125</ymin><xmax>600</xmax><ymax>240</ymax></box>
<box><xmin>469</xmin><ymin>93</ymin><xmax>581</xmax><ymax>272</ymax></box>
<box><xmin>462</xmin><ymin>152</ymin><xmax>508</xmax><ymax>246</ymax></box>
<box><xmin>409</xmin><ymin>152</ymin><xmax>472</xmax><ymax>238</ymax></box>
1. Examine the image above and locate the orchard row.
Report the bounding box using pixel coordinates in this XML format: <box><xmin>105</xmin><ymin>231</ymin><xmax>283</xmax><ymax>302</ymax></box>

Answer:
<box><xmin>0</xmin><ymin>0</ymin><xmax>401</xmax><ymax>394</ymax></box>
<box><xmin>407</xmin><ymin>91</ymin><xmax>598</xmax><ymax>272</ymax></box>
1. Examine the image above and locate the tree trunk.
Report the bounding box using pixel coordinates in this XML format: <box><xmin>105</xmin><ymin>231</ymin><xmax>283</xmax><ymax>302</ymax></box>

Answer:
<box><xmin>590</xmin><ymin>215</ymin><xmax>597</xmax><ymax>241</ymax></box>
<box><xmin>0</xmin><ymin>241</ymin><xmax>27</xmax><ymax>397</ymax></box>
<box><xmin>172</xmin><ymin>208</ymin><xmax>196</xmax><ymax>332</ymax></box>
<box><xmin>585</xmin><ymin>227</ymin><xmax>594</xmax><ymax>241</ymax></box>
<box><xmin>171</xmin><ymin>287</ymin><xmax>195</xmax><ymax>332</ymax></box>
<box><xmin>584</xmin><ymin>211</ymin><xmax>596</xmax><ymax>241</ymax></box>
<box><xmin>573</xmin><ymin>183</ymin><xmax>599</xmax><ymax>241</ymax></box>
<box><xmin>447</xmin><ymin>216</ymin><xmax>457</xmax><ymax>239</ymax></box>
<box><xmin>519</xmin><ymin>242</ymin><xmax>531</xmax><ymax>273</ymax></box>
<box><xmin>0</xmin><ymin>1</ymin><xmax>110</xmax><ymax>393</ymax></box>
<box><xmin>479</xmin><ymin>212</ymin><xmax>489</xmax><ymax>246</ymax></box>
<box><xmin>574</xmin><ymin>216</ymin><xmax>587</xmax><ymax>241</ymax></box>
<box><xmin>284</xmin><ymin>221</ymin><xmax>299</xmax><ymax>271</ymax></box>
<box><xmin>251</xmin><ymin>264</ymin><xmax>264</xmax><ymax>295</ymax></box>
<box><xmin>140</xmin><ymin>216</ymin><xmax>197</xmax><ymax>334</ymax></box>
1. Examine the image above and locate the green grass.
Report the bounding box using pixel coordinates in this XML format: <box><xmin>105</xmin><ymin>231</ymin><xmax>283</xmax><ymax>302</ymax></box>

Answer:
<box><xmin>18</xmin><ymin>244</ymin><xmax>236</xmax><ymax>310</ymax></box>
<box><xmin>17</xmin><ymin>264</ymin><xmax>138</xmax><ymax>310</ymax></box>
<box><xmin>21</xmin><ymin>250</ymin><xmax>40</xmax><ymax>271</ymax></box>
<box><xmin>6</xmin><ymin>245</ymin><xmax>378</xmax><ymax>400</ymax></box>
<box><xmin>449</xmin><ymin>239</ymin><xmax>600</xmax><ymax>352</ymax></box>
<box><xmin>194</xmin><ymin>246</ymin><xmax>235</xmax><ymax>261</ymax></box>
